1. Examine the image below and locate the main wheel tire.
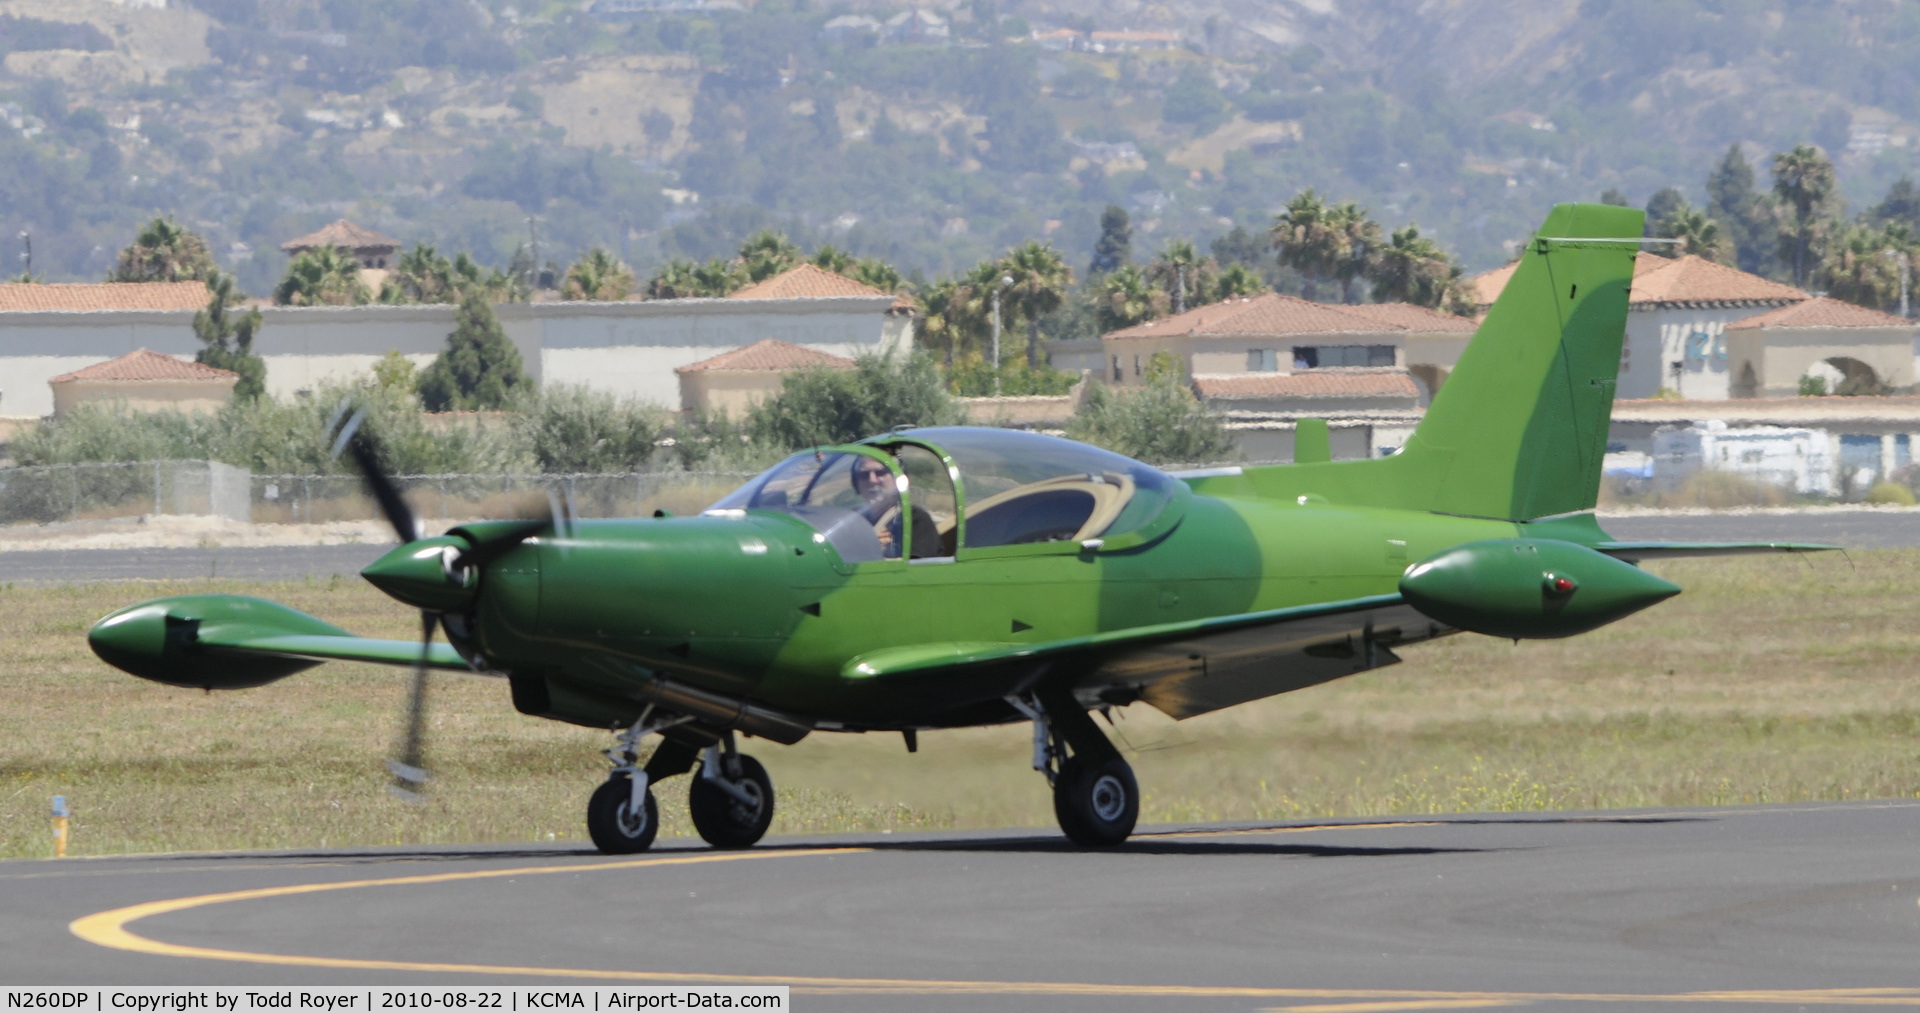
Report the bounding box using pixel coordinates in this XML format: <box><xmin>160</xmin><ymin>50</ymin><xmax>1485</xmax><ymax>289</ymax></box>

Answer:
<box><xmin>586</xmin><ymin>777</ymin><xmax>658</xmax><ymax>854</ymax></box>
<box><xmin>1053</xmin><ymin>755</ymin><xmax>1139</xmax><ymax>847</ymax></box>
<box><xmin>688</xmin><ymin>753</ymin><xmax>774</xmax><ymax>849</ymax></box>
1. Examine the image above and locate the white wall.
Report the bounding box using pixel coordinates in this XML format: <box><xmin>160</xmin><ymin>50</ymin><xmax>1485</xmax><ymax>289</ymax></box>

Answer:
<box><xmin>0</xmin><ymin>296</ymin><xmax>901</xmax><ymax>415</ymax></box>
<box><xmin>1619</xmin><ymin>306</ymin><xmax>1774</xmax><ymax>400</ymax></box>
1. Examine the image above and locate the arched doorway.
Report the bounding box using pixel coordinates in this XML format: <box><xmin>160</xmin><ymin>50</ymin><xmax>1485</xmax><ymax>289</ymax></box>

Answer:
<box><xmin>1731</xmin><ymin>360</ymin><xmax>1759</xmax><ymax>399</ymax></box>
<box><xmin>1827</xmin><ymin>357</ymin><xmax>1882</xmax><ymax>396</ymax></box>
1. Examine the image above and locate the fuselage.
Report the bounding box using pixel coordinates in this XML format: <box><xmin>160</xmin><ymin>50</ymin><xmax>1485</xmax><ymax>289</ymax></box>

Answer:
<box><xmin>456</xmin><ymin>485</ymin><xmax>1523</xmax><ymax>730</ymax></box>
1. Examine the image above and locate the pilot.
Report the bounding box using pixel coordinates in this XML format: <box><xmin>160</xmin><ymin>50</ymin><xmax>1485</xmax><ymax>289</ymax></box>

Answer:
<box><xmin>851</xmin><ymin>453</ymin><xmax>941</xmax><ymax>559</ymax></box>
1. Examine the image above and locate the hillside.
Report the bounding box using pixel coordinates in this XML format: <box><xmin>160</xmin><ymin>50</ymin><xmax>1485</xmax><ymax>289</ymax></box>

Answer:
<box><xmin>0</xmin><ymin>0</ymin><xmax>1914</xmax><ymax>293</ymax></box>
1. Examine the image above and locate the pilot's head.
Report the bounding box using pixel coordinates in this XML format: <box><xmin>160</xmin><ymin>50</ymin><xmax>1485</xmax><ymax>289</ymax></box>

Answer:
<box><xmin>852</xmin><ymin>455</ymin><xmax>892</xmax><ymax>505</ymax></box>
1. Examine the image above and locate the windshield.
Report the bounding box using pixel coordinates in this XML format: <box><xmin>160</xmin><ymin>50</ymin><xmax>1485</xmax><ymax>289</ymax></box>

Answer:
<box><xmin>888</xmin><ymin>428</ymin><xmax>1178</xmax><ymax>549</ymax></box>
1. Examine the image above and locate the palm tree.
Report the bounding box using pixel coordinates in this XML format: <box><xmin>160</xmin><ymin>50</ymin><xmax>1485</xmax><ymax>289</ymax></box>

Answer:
<box><xmin>1146</xmin><ymin>239</ymin><xmax>1214</xmax><ymax>314</ymax></box>
<box><xmin>1367</xmin><ymin>224</ymin><xmax>1456</xmax><ymax>307</ymax></box>
<box><xmin>1815</xmin><ymin>222</ymin><xmax>1913</xmax><ymax>312</ymax></box>
<box><xmin>915</xmin><ymin>278</ymin><xmax>973</xmax><ymax>370</ymax></box>
<box><xmin>1656</xmin><ymin>206</ymin><xmax>1728</xmax><ymax>262</ymax></box>
<box><xmin>1774</xmin><ymin>144</ymin><xmax>1837</xmax><ymax>286</ymax></box>
<box><xmin>692</xmin><ymin>257</ymin><xmax>748</xmax><ymax>297</ymax></box>
<box><xmin>111</xmin><ymin>216</ymin><xmax>215</xmax><ymax>283</ymax></box>
<box><xmin>851</xmin><ymin>258</ymin><xmax>906</xmax><ymax>293</ymax></box>
<box><xmin>645</xmin><ymin>259</ymin><xmax>701</xmax><ymax>299</ymax></box>
<box><xmin>1001</xmin><ymin>242</ymin><xmax>1072</xmax><ymax>369</ymax></box>
<box><xmin>1210</xmin><ymin>264</ymin><xmax>1266</xmax><ymax>302</ymax></box>
<box><xmin>563</xmin><ymin>248</ymin><xmax>636</xmax><ymax>301</ymax></box>
<box><xmin>274</xmin><ymin>246</ymin><xmax>370</xmax><ymax>306</ymax></box>
<box><xmin>1096</xmin><ymin>264</ymin><xmax>1165</xmax><ymax>332</ymax></box>
<box><xmin>810</xmin><ymin>245</ymin><xmax>854</xmax><ymax>274</ymax></box>
<box><xmin>1328</xmin><ymin>202</ymin><xmax>1382</xmax><ymax>304</ymax></box>
<box><xmin>1271</xmin><ymin>189</ymin><xmax>1345</xmax><ymax>301</ymax></box>
<box><xmin>738</xmin><ymin>231</ymin><xmax>801</xmax><ymax>282</ymax></box>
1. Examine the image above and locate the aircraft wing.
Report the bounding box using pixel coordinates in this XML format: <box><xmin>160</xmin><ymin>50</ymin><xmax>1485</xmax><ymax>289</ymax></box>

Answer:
<box><xmin>1594</xmin><ymin>541</ymin><xmax>1837</xmax><ymax>561</ymax></box>
<box><xmin>198</xmin><ymin>631</ymin><xmax>476</xmax><ymax>671</ymax></box>
<box><xmin>844</xmin><ymin>593</ymin><xmax>1449</xmax><ymax>720</ymax></box>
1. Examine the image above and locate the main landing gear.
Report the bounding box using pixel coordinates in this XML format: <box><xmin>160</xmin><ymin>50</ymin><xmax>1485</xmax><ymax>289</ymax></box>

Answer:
<box><xmin>1008</xmin><ymin>692</ymin><xmax>1139</xmax><ymax>846</ymax></box>
<box><xmin>586</xmin><ymin>709</ymin><xmax>776</xmax><ymax>855</ymax></box>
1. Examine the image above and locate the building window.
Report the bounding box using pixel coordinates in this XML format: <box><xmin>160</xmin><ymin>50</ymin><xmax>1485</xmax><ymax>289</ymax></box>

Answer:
<box><xmin>1293</xmin><ymin>345</ymin><xmax>1395</xmax><ymax>368</ymax></box>
<box><xmin>1246</xmin><ymin>349</ymin><xmax>1278</xmax><ymax>372</ymax></box>
<box><xmin>1111</xmin><ymin>355</ymin><xmax>1123</xmax><ymax>382</ymax></box>
<box><xmin>1133</xmin><ymin>354</ymin><xmax>1141</xmax><ymax>376</ymax></box>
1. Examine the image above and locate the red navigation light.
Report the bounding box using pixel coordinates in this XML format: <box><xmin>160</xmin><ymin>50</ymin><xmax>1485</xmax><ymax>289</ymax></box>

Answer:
<box><xmin>1553</xmin><ymin>577</ymin><xmax>1574</xmax><ymax>593</ymax></box>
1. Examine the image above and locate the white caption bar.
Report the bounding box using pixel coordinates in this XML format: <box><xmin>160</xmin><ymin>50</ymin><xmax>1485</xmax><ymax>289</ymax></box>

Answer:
<box><xmin>5</xmin><ymin>989</ymin><xmax>786</xmax><ymax>1013</ymax></box>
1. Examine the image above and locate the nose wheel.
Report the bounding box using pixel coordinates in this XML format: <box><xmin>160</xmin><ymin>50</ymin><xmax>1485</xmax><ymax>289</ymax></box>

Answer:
<box><xmin>586</xmin><ymin>776</ymin><xmax>658</xmax><ymax>854</ymax></box>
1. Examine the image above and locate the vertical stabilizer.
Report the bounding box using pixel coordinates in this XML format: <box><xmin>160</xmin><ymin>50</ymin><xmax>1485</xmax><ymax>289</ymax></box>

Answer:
<box><xmin>1213</xmin><ymin>202</ymin><xmax>1643</xmax><ymax>521</ymax></box>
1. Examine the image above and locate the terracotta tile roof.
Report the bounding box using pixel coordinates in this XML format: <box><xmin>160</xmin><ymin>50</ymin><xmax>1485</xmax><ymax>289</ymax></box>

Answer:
<box><xmin>1469</xmin><ymin>254</ymin><xmax>1805</xmax><ymax>308</ymax></box>
<box><xmin>50</xmin><ymin>348</ymin><xmax>237</xmax><ymax>383</ymax></box>
<box><xmin>1192</xmin><ymin>368</ymin><xmax>1421</xmax><ymax>400</ymax></box>
<box><xmin>281</xmin><ymin>219</ymin><xmax>401</xmax><ymax>252</ymax></box>
<box><xmin>1629</xmin><ymin>254</ymin><xmax>1805</xmax><ymax>305</ymax></box>
<box><xmin>727</xmin><ymin>264</ymin><xmax>889</xmax><ymax>300</ymax></box>
<box><xmin>675</xmin><ymin>339</ymin><xmax>858</xmax><ymax>373</ymax></box>
<box><xmin>0</xmin><ymin>281</ymin><xmax>208</xmax><ymax>312</ymax></box>
<box><xmin>1335</xmin><ymin>302</ymin><xmax>1477</xmax><ymax>332</ymax></box>
<box><xmin>1467</xmin><ymin>262</ymin><xmax>1517</xmax><ymax>307</ymax></box>
<box><xmin>1723</xmin><ymin>296</ymin><xmax>1913</xmax><ymax>330</ymax></box>
<box><xmin>1104</xmin><ymin>293</ymin><xmax>1404</xmax><ymax>339</ymax></box>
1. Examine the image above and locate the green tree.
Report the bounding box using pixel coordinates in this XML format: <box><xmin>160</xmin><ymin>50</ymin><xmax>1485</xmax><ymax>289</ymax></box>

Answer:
<box><xmin>417</xmin><ymin>291</ymin><xmax>529</xmax><ymax>411</ymax></box>
<box><xmin>1147</xmin><ymin>239</ymin><xmax>1212</xmax><ymax>314</ymax></box>
<box><xmin>111</xmin><ymin>216</ymin><xmax>215</xmax><ymax>283</ymax></box>
<box><xmin>1814</xmin><ymin>222</ymin><xmax>1914</xmax><ymax>312</ymax></box>
<box><xmin>1089</xmin><ymin>204</ymin><xmax>1131</xmax><ymax>274</ymax></box>
<box><xmin>192</xmin><ymin>270</ymin><xmax>266</xmax><ymax>402</ymax></box>
<box><xmin>1095</xmin><ymin>264</ymin><xmax>1165</xmax><ymax>332</ymax></box>
<box><xmin>1644</xmin><ymin>186</ymin><xmax>1688</xmax><ymax>232</ymax></box>
<box><xmin>810</xmin><ymin>245</ymin><xmax>854</xmax><ymax>274</ymax></box>
<box><xmin>914</xmin><ymin>278</ymin><xmax>978</xmax><ymax>369</ymax></box>
<box><xmin>1773</xmin><ymin>144</ymin><xmax>1837</xmax><ymax>287</ymax></box>
<box><xmin>1328</xmin><ymin>202</ymin><xmax>1382</xmax><ymax>304</ymax></box>
<box><xmin>1066</xmin><ymin>368</ymin><xmax>1233</xmax><ymax>466</ymax></box>
<box><xmin>644</xmin><ymin>257</ymin><xmax>744</xmax><ymax>298</ymax></box>
<box><xmin>749</xmin><ymin>353</ymin><xmax>965</xmax><ymax>450</ymax></box>
<box><xmin>851</xmin><ymin>258</ymin><xmax>906</xmax><ymax>293</ymax></box>
<box><xmin>1654</xmin><ymin>204</ymin><xmax>1728</xmax><ymax>262</ymax></box>
<box><xmin>1211</xmin><ymin>264</ymin><xmax>1266</xmax><ymax>302</ymax></box>
<box><xmin>1707</xmin><ymin>144</ymin><xmax>1770</xmax><ymax>276</ymax></box>
<box><xmin>380</xmin><ymin>245</ymin><xmax>522</xmax><ymax>305</ymax></box>
<box><xmin>1272</xmin><ymin>189</ymin><xmax>1345</xmax><ymax>302</ymax></box>
<box><xmin>1002</xmin><ymin>241</ymin><xmax>1072</xmax><ymax>369</ymax></box>
<box><xmin>1870</xmin><ymin>177</ymin><xmax>1920</xmax><ymax>233</ymax></box>
<box><xmin>738</xmin><ymin>230</ymin><xmax>801</xmax><ymax>282</ymax></box>
<box><xmin>370</xmin><ymin>350</ymin><xmax>417</xmax><ymax>394</ymax></box>
<box><xmin>1162</xmin><ymin>63</ymin><xmax>1227</xmax><ymax>130</ymax></box>
<box><xmin>563</xmin><ymin>247</ymin><xmax>636</xmax><ymax>301</ymax></box>
<box><xmin>275</xmin><ymin>246</ymin><xmax>371</xmax><ymax>306</ymax></box>
<box><xmin>513</xmin><ymin>384</ymin><xmax>664</xmax><ymax>472</ymax></box>
<box><xmin>1367</xmin><ymin>224</ymin><xmax>1459</xmax><ymax>307</ymax></box>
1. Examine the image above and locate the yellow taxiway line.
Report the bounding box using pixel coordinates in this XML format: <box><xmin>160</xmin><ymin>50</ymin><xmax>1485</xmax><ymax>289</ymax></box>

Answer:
<box><xmin>67</xmin><ymin>836</ymin><xmax>1920</xmax><ymax>1006</ymax></box>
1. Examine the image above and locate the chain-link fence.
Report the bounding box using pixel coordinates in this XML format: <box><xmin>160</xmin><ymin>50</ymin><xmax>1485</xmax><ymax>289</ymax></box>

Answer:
<box><xmin>0</xmin><ymin>461</ymin><xmax>761</xmax><ymax>527</ymax></box>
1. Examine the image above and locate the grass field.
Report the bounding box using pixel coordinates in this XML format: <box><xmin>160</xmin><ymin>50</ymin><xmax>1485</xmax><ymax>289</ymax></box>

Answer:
<box><xmin>1</xmin><ymin>551</ymin><xmax>1915</xmax><ymax>858</ymax></box>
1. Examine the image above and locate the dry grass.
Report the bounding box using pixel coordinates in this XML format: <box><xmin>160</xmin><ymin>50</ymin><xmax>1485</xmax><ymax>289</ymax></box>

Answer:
<box><xmin>1</xmin><ymin>551</ymin><xmax>1914</xmax><ymax>858</ymax></box>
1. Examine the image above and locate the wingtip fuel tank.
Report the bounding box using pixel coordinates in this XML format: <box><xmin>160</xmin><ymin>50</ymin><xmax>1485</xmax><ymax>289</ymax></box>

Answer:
<box><xmin>1399</xmin><ymin>538</ymin><xmax>1680</xmax><ymax>640</ymax></box>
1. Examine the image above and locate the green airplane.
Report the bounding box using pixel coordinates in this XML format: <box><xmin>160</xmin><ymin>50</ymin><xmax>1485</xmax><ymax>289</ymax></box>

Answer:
<box><xmin>86</xmin><ymin>203</ymin><xmax>1829</xmax><ymax>853</ymax></box>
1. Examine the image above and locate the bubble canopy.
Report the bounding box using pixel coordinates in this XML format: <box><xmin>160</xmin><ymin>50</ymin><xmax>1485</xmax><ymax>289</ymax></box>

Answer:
<box><xmin>708</xmin><ymin>428</ymin><xmax>1183</xmax><ymax>562</ymax></box>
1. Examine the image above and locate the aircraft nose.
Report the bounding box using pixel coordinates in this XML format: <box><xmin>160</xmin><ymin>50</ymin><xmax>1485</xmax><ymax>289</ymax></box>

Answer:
<box><xmin>361</xmin><ymin>536</ymin><xmax>480</xmax><ymax>612</ymax></box>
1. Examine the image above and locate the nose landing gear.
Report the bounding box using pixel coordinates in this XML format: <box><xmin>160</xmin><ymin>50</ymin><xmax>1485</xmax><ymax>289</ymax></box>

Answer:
<box><xmin>585</xmin><ymin>713</ymin><xmax>776</xmax><ymax>854</ymax></box>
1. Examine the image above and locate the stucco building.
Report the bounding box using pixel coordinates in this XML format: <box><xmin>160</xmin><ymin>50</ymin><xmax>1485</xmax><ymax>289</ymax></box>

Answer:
<box><xmin>0</xmin><ymin>266</ymin><xmax>910</xmax><ymax>416</ymax></box>
<box><xmin>49</xmin><ymin>348</ymin><xmax>237</xmax><ymax>415</ymax></box>
<box><xmin>675</xmin><ymin>339</ymin><xmax>856</xmax><ymax>416</ymax></box>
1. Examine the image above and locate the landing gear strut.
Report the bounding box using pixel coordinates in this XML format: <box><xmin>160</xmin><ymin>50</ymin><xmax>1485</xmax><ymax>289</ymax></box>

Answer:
<box><xmin>586</xmin><ymin>708</ymin><xmax>691</xmax><ymax>855</ymax></box>
<box><xmin>1008</xmin><ymin>691</ymin><xmax>1138</xmax><ymax>846</ymax></box>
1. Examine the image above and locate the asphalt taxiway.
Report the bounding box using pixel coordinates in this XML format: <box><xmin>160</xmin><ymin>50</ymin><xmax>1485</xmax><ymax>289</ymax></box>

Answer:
<box><xmin>6</xmin><ymin>800</ymin><xmax>1920</xmax><ymax>1010</ymax></box>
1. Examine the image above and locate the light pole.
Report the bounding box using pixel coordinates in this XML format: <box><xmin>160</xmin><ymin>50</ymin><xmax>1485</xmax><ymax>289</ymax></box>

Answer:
<box><xmin>1884</xmin><ymin>248</ymin><xmax>1910</xmax><ymax>318</ymax></box>
<box><xmin>989</xmin><ymin>273</ymin><xmax>1012</xmax><ymax>396</ymax></box>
